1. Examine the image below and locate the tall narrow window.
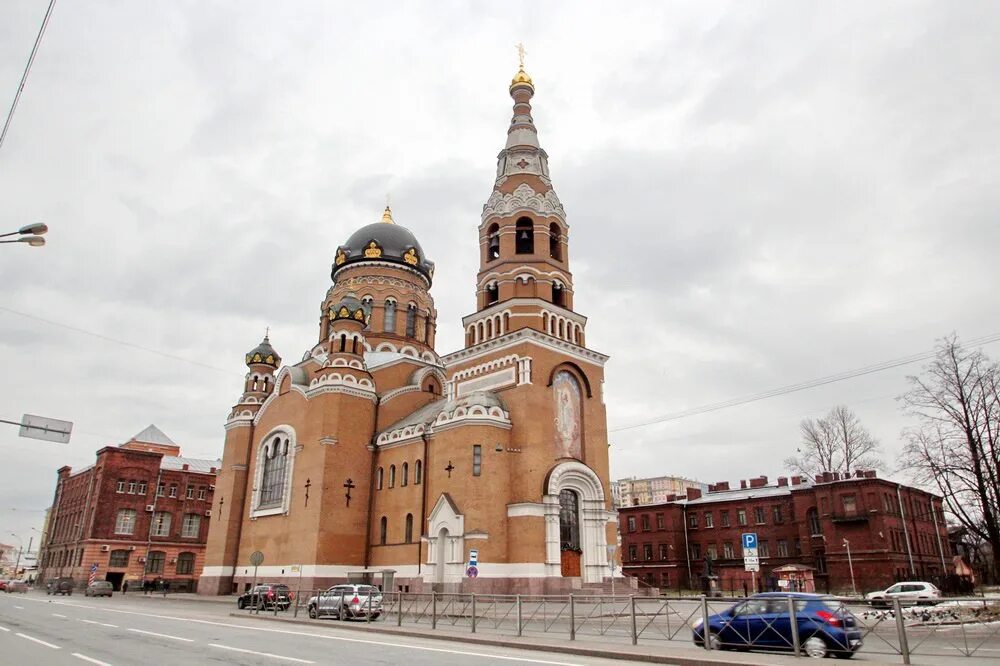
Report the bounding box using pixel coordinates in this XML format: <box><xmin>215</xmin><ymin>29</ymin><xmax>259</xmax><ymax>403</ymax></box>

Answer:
<box><xmin>389</xmin><ymin>465</ymin><xmax>396</xmax><ymax>488</ymax></box>
<box><xmin>549</xmin><ymin>223</ymin><xmax>562</xmax><ymax>260</ymax></box>
<box><xmin>379</xmin><ymin>516</ymin><xmax>387</xmax><ymax>545</ymax></box>
<box><xmin>558</xmin><ymin>489</ymin><xmax>580</xmax><ymax>549</ymax></box>
<box><xmin>405</xmin><ymin>514</ymin><xmax>413</xmax><ymax>543</ymax></box>
<box><xmin>486</xmin><ymin>282</ymin><xmax>499</xmax><ymax>305</ymax></box>
<box><xmin>406</xmin><ymin>304</ymin><xmax>416</xmax><ymax>337</ymax></box>
<box><xmin>515</xmin><ymin>217</ymin><xmax>534</xmax><ymax>254</ymax></box>
<box><xmin>181</xmin><ymin>513</ymin><xmax>201</xmax><ymax>538</ymax></box>
<box><xmin>151</xmin><ymin>512</ymin><xmax>172</xmax><ymax>537</ymax></box>
<box><xmin>114</xmin><ymin>509</ymin><xmax>136</xmax><ymax>535</ymax></box>
<box><xmin>259</xmin><ymin>436</ymin><xmax>289</xmax><ymax>508</ymax></box>
<box><xmin>414</xmin><ymin>460</ymin><xmax>422</xmax><ymax>485</ymax></box>
<box><xmin>362</xmin><ymin>296</ymin><xmax>373</xmax><ymax>330</ymax></box>
<box><xmin>176</xmin><ymin>552</ymin><xmax>195</xmax><ymax>575</ymax></box>
<box><xmin>552</xmin><ymin>283</ymin><xmax>565</xmax><ymax>307</ymax></box>
<box><xmin>384</xmin><ymin>300</ymin><xmax>396</xmax><ymax>333</ymax></box>
<box><xmin>376</xmin><ymin>467</ymin><xmax>384</xmax><ymax>490</ymax></box>
<box><xmin>401</xmin><ymin>462</ymin><xmax>409</xmax><ymax>487</ymax></box>
<box><xmin>472</xmin><ymin>445</ymin><xmax>482</xmax><ymax>476</ymax></box>
<box><xmin>807</xmin><ymin>508</ymin><xmax>822</xmax><ymax>535</ymax></box>
<box><xmin>146</xmin><ymin>551</ymin><xmax>165</xmax><ymax>574</ymax></box>
<box><xmin>487</xmin><ymin>223</ymin><xmax>500</xmax><ymax>260</ymax></box>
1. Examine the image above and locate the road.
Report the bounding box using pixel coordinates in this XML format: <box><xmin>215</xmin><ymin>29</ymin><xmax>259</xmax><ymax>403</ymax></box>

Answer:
<box><xmin>0</xmin><ymin>592</ymin><xmax>654</xmax><ymax>666</ymax></box>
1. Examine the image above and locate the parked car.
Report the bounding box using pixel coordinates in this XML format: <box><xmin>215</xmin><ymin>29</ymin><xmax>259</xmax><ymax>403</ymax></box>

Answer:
<box><xmin>0</xmin><ymin>580</ymin><xmax>7</xmax><ymax>592</ymax></box>
<box><xmin>6</xmin><ymin>580</ymin><xmax>29</xmax><ymax>593</ymax></box>
<box><xmin>85</xmin><ymin>581</ymin><xmax>114</xmax><ymax>597</ymax></box>
<box><xmin>693</xmin><ymin>593</ymin><xmax>863</xmax><ymax>659</ymax></box>
<box><xmin>237</xmin><ymin>584</ymin><xmax>291</xmax><ymax>610</ymax></box>
<box><xmin>866</xmin><ymin>581</ymin><xmax>940</xmax><ymax>607</ymax></box>
<box><xmin>46</xmin><ymin>577</ymin><xmax>75</xmax><ymax>596</ymax></box>
<box><xmin>307</xmin><ymin>584</ymin><xmax>383</xmax><ymax>620</ymax></box>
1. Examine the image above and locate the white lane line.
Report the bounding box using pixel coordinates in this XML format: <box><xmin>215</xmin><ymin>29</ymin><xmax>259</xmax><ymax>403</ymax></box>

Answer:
<box><xmin>125</xmin><ymin>628</ymin><xmax>194</xmax><ymax>642</ymax></box>
<box><xmin>73</xmin><ymin>654</ymin><xmax>114</xmax><ymax>666</ymax></box>
<box><xmin>16</xmin><ymin>632</ymin><xmax>61</xmax><ymax>649</ymax></box>
<box><xmin>0</xmin><ymin>625</ymin><xmax>9</xmax><ymax>632</ymax></box>
<box><xmin>79</xmin><ymin>619</ymin><xmax>118</xmax><ymax>628</ymax></box>
<box><xmin>14</xmin><ymin>605</ymin><xmax>24</xmax><ymax>609</ymax></box>
<box><xmin>52</xmin><ymin>613</ymin><xmax>67</xmax><ymax>618</ymax></box>
<box><xmin>16</xmin><ymin>597</ymin><xmax>589</xmax><ymax>665</ymax></box>
<box><xmin>209</xmin><ymin>643</ymin><xmax>315</xmax><ymax>664</ymax></box>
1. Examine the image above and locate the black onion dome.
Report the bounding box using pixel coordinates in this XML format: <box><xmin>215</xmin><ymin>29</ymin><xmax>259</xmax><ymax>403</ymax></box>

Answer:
<box><xmin>246</xmin><ymin>334</ymin><xmax>280</xmax><ymax>368</ymax></box>
<box><xmin>329</xmin><ymin>295</ymin><xmax>370</xmax><ymax>324</ymax></box>
<box><xmin>332</xmin><ymin>209</ymin><xmax>435</xmax><ymax>284</ymax></box>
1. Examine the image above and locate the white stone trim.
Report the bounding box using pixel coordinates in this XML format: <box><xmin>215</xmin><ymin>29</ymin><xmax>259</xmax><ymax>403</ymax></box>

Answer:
<box><xmin>249</xmin><ymin>425</ymin><xmax>297</xmax><ymax>519</ymax></box>
<box><xmin>379</xmin><ymin>384</ymin><xmax>422</xmax><ymax>403</ymax></box>
<box><xmin>481</xmin><ymin>183</ymin><xmax>566</xmax><ymax>224</ymax></box>
<box><xmin>544</xmin><ymin>461</ymin><xmax>609</xmax><ymax>584</ymax></box>
<box><xmin>426</xmin><ymin>495</ymin><xmax>464</xmax><ymax>584</ymax></box>
<box><xmin>507</xmin><ymin>502</ymin><xmax>547</xmax><ymax>518</ymax></box>
<box><xmin>456</xmin><ymin>367</ymin><xmax>516</xmax><ymax>396</ymax></box>
<box><xmin>443</xmin><ymin>328</ymin><xmax>608</xmax><ymax>368</ymax></box>
<box><xmin>462</xmin><ymin>298</ymin><xmax>585</xmax><ymax>328</ymax></box>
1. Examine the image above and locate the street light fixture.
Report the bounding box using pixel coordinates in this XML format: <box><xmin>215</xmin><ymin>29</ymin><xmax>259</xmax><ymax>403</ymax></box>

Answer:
<box><xmin>0</xmin><ymin>223</ymin><xmax>48</xmax><ymax>247</ymax></box>
<box><xmin>843</xmin><ymin>538</ymin><xmax>857</xmax><ymax>597</ymax></box>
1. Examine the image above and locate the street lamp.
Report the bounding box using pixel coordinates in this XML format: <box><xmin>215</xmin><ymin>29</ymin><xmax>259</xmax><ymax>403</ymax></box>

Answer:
<box><xmin>843</xmin><ymin>538</ymin><xmax>857</xmax><ymax>597</ymax></box>
<box><xmin>8</xmin><ymin>533</ymin><xmax>24</xmax><ymax>580</ymax></box>
<box><xmin>0</xmin><ymin>222</ymin><xmax>48</xmax><ymax>247</ymax></box>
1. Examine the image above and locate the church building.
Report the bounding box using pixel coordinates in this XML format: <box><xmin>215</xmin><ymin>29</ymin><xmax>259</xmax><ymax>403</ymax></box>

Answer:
<box><xmin>200</xmin><ymin>61</ymin><xmax>617</xmax><ymax>595</ymax></box>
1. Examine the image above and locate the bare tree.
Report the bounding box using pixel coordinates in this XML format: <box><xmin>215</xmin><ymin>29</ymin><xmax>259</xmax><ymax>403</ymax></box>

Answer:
<box><xmin>900</xmin><ymin>335</ymin><xmax>1000</xmax><ymax>582</ymax></box>
<box><xmin>784</xmin><ymin>405</ymin><xmax>883</xmax><ymax>476</ymax></box>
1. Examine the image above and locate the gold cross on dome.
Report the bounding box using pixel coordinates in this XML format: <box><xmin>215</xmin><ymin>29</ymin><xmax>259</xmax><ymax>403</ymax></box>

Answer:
<box><xmin>516</xmin><ymin>42</ymin><xmax>526</xmax><ymax>69</ymax></box>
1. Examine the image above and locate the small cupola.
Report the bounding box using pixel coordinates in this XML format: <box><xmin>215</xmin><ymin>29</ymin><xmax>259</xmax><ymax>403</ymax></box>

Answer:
<box><xmin>245</xmin><ymin>332</ymin><xmax>281</xmax><ymax>369</ymax></box>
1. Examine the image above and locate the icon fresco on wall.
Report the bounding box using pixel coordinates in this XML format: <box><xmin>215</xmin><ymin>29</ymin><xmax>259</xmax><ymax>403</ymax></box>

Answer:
<box><xmin>553</xmin><ymin>370</ymin><xmax>582</xmax><ymax>459</ymax></box>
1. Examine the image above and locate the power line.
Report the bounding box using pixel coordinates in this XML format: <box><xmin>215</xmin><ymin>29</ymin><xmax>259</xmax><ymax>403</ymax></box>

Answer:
<box><xmin>0</xmin><ymin>0</ymin><xmax>57</xmax><ymax>153</ymax></box>
<box><xmin>609</xmin><ymin>331</ymin><xmax>1000</xmax><ymax>433</ymax></box>
<box><xmin>0</xmin><ymin>305</ymin><xmax>237</xmax><ymax>376</ymax></box>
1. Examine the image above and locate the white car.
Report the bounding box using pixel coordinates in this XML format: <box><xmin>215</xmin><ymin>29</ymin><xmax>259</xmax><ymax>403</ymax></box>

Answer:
<box><xmin>865</xmin><ymin>581</ymin><xmax>940</xmax><ymax>607</ymax></box>
<box><xmin>306</xmin><ymin>584</ymin><xmax>382</xmax><ymax>620</ymax></box>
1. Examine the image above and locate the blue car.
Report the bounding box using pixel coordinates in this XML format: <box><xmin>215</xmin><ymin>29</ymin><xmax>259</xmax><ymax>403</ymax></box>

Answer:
<box><xmin>693</xmin><ymin>592</ymin><xmax>863</xmax><ymax>659</ymax></box>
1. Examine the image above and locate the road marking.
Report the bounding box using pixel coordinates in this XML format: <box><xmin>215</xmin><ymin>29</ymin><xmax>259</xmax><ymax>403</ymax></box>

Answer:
<box><xmin>16</xmin><ymin>632</ymin><xmax>61</xmax><ymax>649</ymax></box>
<box><xmin>126</xmin><ymin>628</ymin><xmax>194</xmax><ymax>642</ymax></box>
<box><xmin>0</xmin><ymin>625</ymin><xmax>9</xmax><ymax>632</ymax></box>
<box><xmin>14</xmin><ymin>605</ymin><xmax>24</xmax><ymax>609</ymax></box>
<box><xmin>52</xmin><ymin>613</ymin><xmax>67</xmax><ymax>618</ymax></box>
<box><xmin>79</xmin><ymin>619</ymin><xmax>118</xmax><ymax>628</ymax></box>
<box><xmin>209</xmin><ymin>644</ymin><xmax>315</xmax><ymax>664</ymax></box>
<box><xmin>73</xmin><ymin>654</ymin><xmax>113</xmax><ymax>666</ymax></box>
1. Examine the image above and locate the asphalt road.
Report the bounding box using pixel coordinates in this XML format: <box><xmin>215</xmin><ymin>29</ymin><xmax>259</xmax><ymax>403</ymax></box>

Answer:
<box><xmin>0</xmin><ymin>593</ymin><xmax>653</xmax><ymax>666</ymax></box>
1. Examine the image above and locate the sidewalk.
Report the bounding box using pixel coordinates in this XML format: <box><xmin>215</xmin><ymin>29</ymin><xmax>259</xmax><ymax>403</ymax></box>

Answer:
<box><xmin>231</xmin><ymin>612</ymin><xmax>901</xmax><ymax>666</ymax></box>
<box><xmin>120</xmin><ymin>592</ymin><xmax>236</xmax><ymax>605</ymax></box>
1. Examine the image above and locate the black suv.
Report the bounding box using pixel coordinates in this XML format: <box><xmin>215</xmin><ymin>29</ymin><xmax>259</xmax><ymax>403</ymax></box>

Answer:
<box><xmin>46</xmin><ymin>577</ymin><xmax>75</xmax><ymax>596</ymax></box>
<box><xmin>237</xmin><ymin>584</ymin><xmax>291</xmax><ymax>610</ymax></box>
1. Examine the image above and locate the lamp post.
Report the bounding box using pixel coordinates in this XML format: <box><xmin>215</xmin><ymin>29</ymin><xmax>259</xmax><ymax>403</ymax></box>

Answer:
<box><xmin>843</xmin><ymin>538</ymin><xmax>857</xmax><ymax>597</ymax></box>
<box><xmin>9</xmin><ymin>533</ymin><xmax>23</xmax><ymax>580</ymax></box>
<box><xmin>0</xmin><ymin>223</ymin><xmax>47</xmax><ymax>247</ymax></box>
<box><xmin>606</xmin><ymin>544</ymin><xmax>617</xmax><ymax>597</ymax></box>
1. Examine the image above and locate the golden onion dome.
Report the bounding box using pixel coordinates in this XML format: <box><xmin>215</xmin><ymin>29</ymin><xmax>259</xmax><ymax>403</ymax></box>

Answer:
<box><xmin>510</xmin><ymin>67</ymin><xmax>534</xmax><ymax>91</ymax></box>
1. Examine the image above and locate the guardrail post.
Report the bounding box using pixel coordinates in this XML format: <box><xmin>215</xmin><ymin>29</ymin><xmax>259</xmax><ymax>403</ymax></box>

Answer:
<box><xmin>569</xmin><ymin>594</ymin><xmax>576</xmax><ymax>641</ymax></box>
<box><xmin>432</xmin><ymin>592</ymin><xmax>438</xmax><ymax>629</ymax></box>
<box><xmin>630</xmin><ymin>595</ymin><xmax>638</xmax><ymax>645</ymax></box>
<box><xmin>787</xmin><ymin>594</ymin><xmax>800</xmax><ymax>657</ymax></box>
<box><xmin>274</xmin><ymin>594</ymin><xmax>278</xmax><ymax>616</ymax></box>
<box><xmin>892</xmin><ymin>597</ymin><xmax>910</xmax><ymax>664</ymax></box>
<box><xmin>701</xmin><ymin>595</ymin><xmax>711</xmax><ymax>650</ymax></box>
<box><xmin>471</xmin><ymin>594</ymin><xmax>477</xmax><ymax>634</ymax></box>
<box><xmin>397</xmin><ymin>592</ymin><xmax>403</xmax><ymax>626</ymax></box>
<box><xmin>367</xmin><ymin>590</ymin><xmax>373</xmax><ymax>623</ymax></box>
<box><xmin>293</xmin><ymin>590</ymin><xmax>300</xmax><ymax>618</ymax></box>
<box><xmin>516</xmin><ymin>594</ymin><xmax>523</xmax><ymax>637</ymax></box>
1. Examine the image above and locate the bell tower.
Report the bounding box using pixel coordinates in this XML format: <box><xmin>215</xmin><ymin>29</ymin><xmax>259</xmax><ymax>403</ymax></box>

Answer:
<box><xmin>465</xmin><ymin>54</ymin><xmax>584</xmax><ymax>349</ymax></box>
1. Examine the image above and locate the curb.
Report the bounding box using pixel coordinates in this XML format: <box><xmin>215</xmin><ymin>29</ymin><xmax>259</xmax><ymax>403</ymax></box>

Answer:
<box><xmin>228</xmin><ymin>612</ymin><xmax>872</xmax><ymax>666</ymax></box>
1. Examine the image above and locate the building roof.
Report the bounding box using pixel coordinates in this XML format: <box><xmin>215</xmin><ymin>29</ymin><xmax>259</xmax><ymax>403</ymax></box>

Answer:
<box><xmin>333</xmin><ymin>214</ymin><xmax>435</xmax><ymax>284</ymax></box>
<box><xmin>128</xmin><ymin>424</ymin><xmax>176</xmax><ymax>446</ymax></box>
<box><xmin>160</xmin><ymin>456</ymin><xmax>220</xmax><ymax>473</ymax></box>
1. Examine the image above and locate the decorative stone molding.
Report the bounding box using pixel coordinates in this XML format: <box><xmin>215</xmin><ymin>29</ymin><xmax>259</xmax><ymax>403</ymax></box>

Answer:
<box><xmin>443</xmin><ymin>327</ymin><xmax>607</xmax><ymax>369</ymax></box>
<box><xmin>432</xmin><ymin>401</ymin><xmax>512</xmax><ymax>432</ymax></box>
<box><xmin>543</xmin><ymin>460</ymin><xmax>609</xmax><ymax>583</ymax></box>
<box><xmin>481</xmin><ymin>183</ymin><xmax>565</xmax><ymax>224</ymax></box>
<box><xmin>250</xmin><ymin>425</ymin><xmax>298</xmax><ymax>519</ymax></box>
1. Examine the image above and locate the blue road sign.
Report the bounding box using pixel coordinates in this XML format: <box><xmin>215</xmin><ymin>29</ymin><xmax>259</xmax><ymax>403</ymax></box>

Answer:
<box><xmin>742</xmin><ymin>533</ymin><xmax>758</xmax><ymax>550</ymax></box>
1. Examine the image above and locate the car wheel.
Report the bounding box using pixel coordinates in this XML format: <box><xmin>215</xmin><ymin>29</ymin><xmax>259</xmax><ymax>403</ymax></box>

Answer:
<box><xmin>371</xmin><ymin>613</ymin><xmax>381</xmax><ymax>621</ymax></box>
<box><xmin>237</xmin><ymin>598</ymin><xmax>245</xmax><ymax>609</ymax></box>
<box><xmin>833</xmin><ymin>651</ymin><xmax>856</xmax><ymax>659</ymax></box>
<box><xmin>803</xmin><ymin>636</ymin><xmax>829</xmax><ymax>659</ymax></box>
<box><xmin>338</xmin><ymin>605</ymin><xmax>346</xmax><ymax>621</ymax></box>
<box><xmin>308</xmin><ymin>605</ymin><xmax>318</xmax><ymax>620</ymax></box>
<box><xmin>707</xmin><ymin>631</ymin><xmax>723</xmax><ymax>651</ymax></box>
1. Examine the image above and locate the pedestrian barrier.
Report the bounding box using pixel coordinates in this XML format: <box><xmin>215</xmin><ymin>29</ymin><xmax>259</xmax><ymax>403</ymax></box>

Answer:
<box><xmin>289</xmin><ymin>590</ymin><xmax>1000</xmax><ymax>660</ymax></box>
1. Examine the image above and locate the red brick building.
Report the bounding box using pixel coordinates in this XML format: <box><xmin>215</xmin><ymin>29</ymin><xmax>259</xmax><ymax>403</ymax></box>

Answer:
<box><xmin>619</xmin><ymin>471</ymin><xmax>950</xmax><ymax>595</ymax></box>
<box><xmin>38</xmin><ymin>425</ymin><xmax>219</xmax><ymax>592</ymax></box>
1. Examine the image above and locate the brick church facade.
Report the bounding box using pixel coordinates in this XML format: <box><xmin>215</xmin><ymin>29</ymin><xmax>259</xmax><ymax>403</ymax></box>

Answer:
<box><xmin>200</xmin><ymin>62</ymin><xmax>617</xmax><ymax>595</ymax></box>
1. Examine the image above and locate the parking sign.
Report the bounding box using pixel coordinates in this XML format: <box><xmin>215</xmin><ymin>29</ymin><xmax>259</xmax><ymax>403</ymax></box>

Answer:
<box><xmin>741</xmin><ymin>533</ymin><xmax>758</xmax><ymax>550</ymax></box>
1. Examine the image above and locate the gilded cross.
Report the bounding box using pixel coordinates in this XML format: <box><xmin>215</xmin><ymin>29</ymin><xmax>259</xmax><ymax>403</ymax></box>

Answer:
<box><xmin>516</xmin><ymin>42</ymin><xmax>527</xmax><ymax>69</ymax></box>
<box><xmin>445</xmin><ymin>461</ymin><xmax>455</xmax><ymax>478</ymax></box>
<box><xmin>344</xmin><ymin>478</ymin><xmax>355</xmax><ymax>507</ymax></box>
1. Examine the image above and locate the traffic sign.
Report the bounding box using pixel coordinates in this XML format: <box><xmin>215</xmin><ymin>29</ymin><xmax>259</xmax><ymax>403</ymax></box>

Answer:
<box><xmin>466</xmin><ymin>565</ymin><xmax>478</xmax><ymax>578</ymax></box>
<box><xmin>249</xmin><ymin>551</ymin><xmax>265</xmax><ymax>566</ymax></box>
<box><xmin>17</xmin><ymin>414</ymin><xmax>73</xmax><ymax>444</ymax></box>
<box><xmin>741</xmin><ymin>533</ymin><xmax>758</xmax><ymax>550</ymax></box>
<box><xmin>745</xmin><ymin>562</ymin><xmax>760</xmax><ymax>572</ymax></box>
<box><xmin>743</xmin><ymin>556</ymin><xmax>760</xmax><ymax>566</ymax></box>
<box><xmin>469</xmin><ymin>549</ymin><xmax>479</xmax><ymax>566</ymax></box>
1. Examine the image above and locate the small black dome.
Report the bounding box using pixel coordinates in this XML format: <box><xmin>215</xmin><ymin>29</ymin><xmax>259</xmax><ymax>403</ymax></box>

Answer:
<box><xmin>332</xmin><ymin>210</ymin><xmax>435</xmax><ymax>284</ymax></box>
<box><xmin>246</xmin><ymin>334</ymin><xmax>280</xmax><ymax>368</ymax></box>
<box><xmin>329</xmin><ymin>295</ymin><xmax>370</xmax><ymax>324</ymax></box>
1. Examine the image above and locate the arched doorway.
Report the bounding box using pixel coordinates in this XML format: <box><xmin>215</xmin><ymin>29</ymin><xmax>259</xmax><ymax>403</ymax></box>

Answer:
<box><xmin>559</xmin><ymin>489</ymin><xmax>582</xmax><ymax>576</ymax></box>
<box><xmin>545</xmin><ymin>461</ymin><xmax>612</xmax><ymax>583</ymax></box>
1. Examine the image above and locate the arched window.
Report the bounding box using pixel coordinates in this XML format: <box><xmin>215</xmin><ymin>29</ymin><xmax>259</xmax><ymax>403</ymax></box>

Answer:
<box><xmin>807</xmin><ymin>508</ymin><xmax>822</xmax><ymax>536</ymax></box>
<box><xmin>487</xmin><ymin>223</ymin><xmax>500</xmax><ymax>260</ymax></box>
<box><xmin>406</xmin><ymin>304</ymin><xmax>416</xmax><ymax>337</ymax></box>
<box><xmin>552</xmin><ymin>283</ymin><xmax>565</xmax><ymax>307</ymax></box>
<box><xmin>146</xmin><ymin>550</ymin><xmax>165</xmax><ymax>574</ymax></box>
<box><xmin>176</xmin><ymin>552</ymin><xmax>196</xmax><ymax>575</ymax></box>
<box><xmin>384</xmin><ymin>300</ymin><xmax>396</xmax><ymax>333</ymax></box>
<box><xmin>361</xmin><ymin>296</ymin><xmax>373</xmax><ymax>330</ymax></box>
<box><xmin>549</xmin><ymin>223</ymin><xmax>562</xmax><ymax>260</ymax></box>
<box><xmin>486</xmin><ymin>282</ymin><xmax>499</xmax><ymax>305</ymax></box>
<box><xmin>401</xmin><ymin>462</ymin><xmax>409</xmax><ymax>487</ymax></box>
<box><xmin>405</xmin><ymin>513</ymin><xmax>414</xmax><ymax>543</ymax></box>
<box><xmin>376</xmin><ymin>467</ymin><xmax>384</xmax><ymax>490</ymax></box>
<box><xmin>515</xmin><ymin>217</ymin><xmax>534</xmax><ymax>254</ymax></box>
<box><xmin>559</xmin><ymin>489</ymin><xmax>580</xmax><ymax>550</ymax></box>
<box><xmin>109</xmin><ymin>549</ymin><xmax>130</xmax><ymax>567</ymax></box>
<box><xmin>415</xmin><ymin>459</ymin><xmax>423</xmax><ymax>485</ymax></box>
<box><xmin>259</xmin><ymin>436</ymin><xmax>289</xmax><ymax>508</ymax></box>
<box><xmin>380</xmin><ymin>516</ymin><xmax>388</xmax><ymax>545</ymax></box>
<box><xmin>340</xmin><ymin>333</ymin><xmax>347</xmax><ymax>352</ymax></box>
<box><xmin>389</xmin><ymin>464</ymin><xmax>396</xmax><ymax>488</ymax></box>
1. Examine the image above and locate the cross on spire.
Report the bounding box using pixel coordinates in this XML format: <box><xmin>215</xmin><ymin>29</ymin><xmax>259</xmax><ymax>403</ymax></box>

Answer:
<box><xmin>516</xmin><ymin>42</ymin><xmax>527</xmax><ymax>70</ymax></box>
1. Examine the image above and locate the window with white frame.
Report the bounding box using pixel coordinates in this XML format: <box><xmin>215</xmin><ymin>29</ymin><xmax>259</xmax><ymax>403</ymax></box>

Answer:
<box><xmin>114</xmin><ymin>509</ymin><xmax>136</xmax><ymax>535</ymax></box>
<box><xmin>138</xmin><ymin>481</ymin><xmax>147</xmax><ymax>495</ymax></box>
<box><xmin>151</xmin><ymin>512</ymin><xmax>172</xmax><ymax>537</ymax></box>
<box><xmin>182</xmin><ymin>513</ymin><xmax>201</xmax><ymax>538</ymax></box>
<box><xmin>128</xmin><ymin>480</ymin><xmax>137</xmax><ymax>494</ymax></box>
<box><xmin>197</xmin><ymin>486</ymin><xmax>206</xmax><ymax>500</ymax></box>
<box><xmin>186</xmin><ymin>485</ymin><xmax>195</xmax><ymax>499</ymax></box>
<box><xmin>116</xmin><ymin>480</ymin><xmax>126</xmax><ymax>493</ymax></box>
<box><xmin>259</xmin><ymin>435</ymin><xmax>290</xmax><ymax>508</ymax></box>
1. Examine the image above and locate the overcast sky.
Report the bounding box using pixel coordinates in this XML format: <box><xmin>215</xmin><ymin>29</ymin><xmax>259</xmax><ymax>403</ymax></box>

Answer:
<box><xmin>2</xmin><ymin>1</ymin><xmax>998</xmax><ymax>549</ymax></box>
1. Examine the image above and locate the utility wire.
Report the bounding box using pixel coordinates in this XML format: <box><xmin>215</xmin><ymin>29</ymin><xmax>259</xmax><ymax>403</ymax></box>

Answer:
<box><xmin>609</xmin><ymin>331</ymin><xmax>1000</xmax><ymax>433</ymax></box>
<box><xmin>0</xmin><ymin>0</ymin><xmax>57</xmax><ymax>153</ymax></box>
